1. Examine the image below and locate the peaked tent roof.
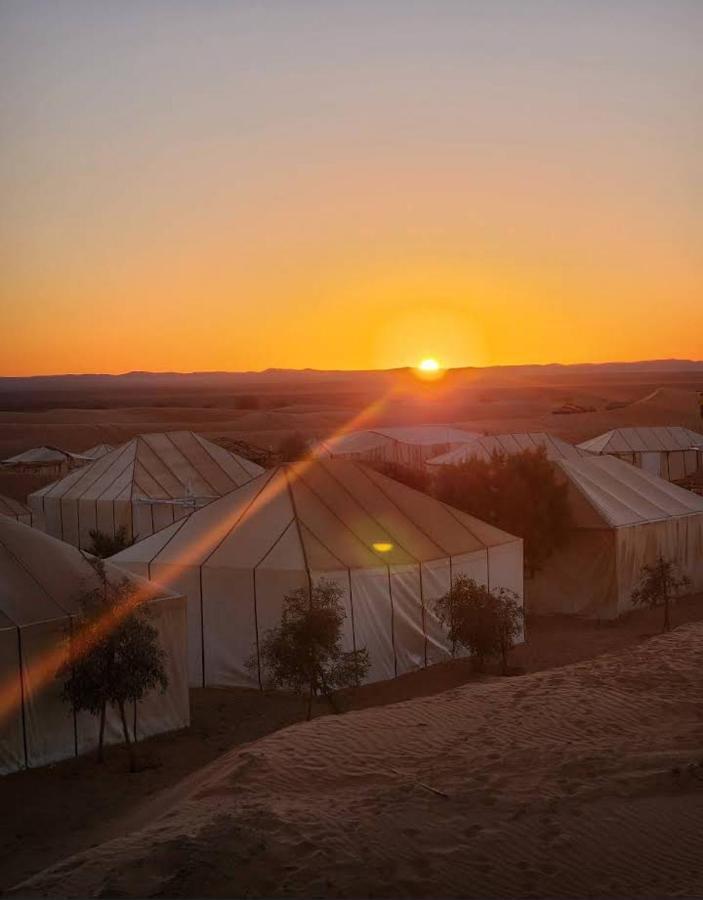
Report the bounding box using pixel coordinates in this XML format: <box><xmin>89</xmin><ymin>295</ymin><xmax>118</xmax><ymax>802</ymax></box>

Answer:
<box><xmin>29</xmin><ymin>431</ymin><xmax>264</xmax><ymax>505</ymax></box>
<box><xmin>316</xmin><ymin>425</ymin><xmax>479</xmax><ymax>457</ymax></box>
<box><xmin>578</xmin><ymin>426</ymin><xmax>703</xmax><ymax>454</ymax></box>
<box><xmin>555</xmin><ymin>455</ymin><xmax>703</xmax><ymax>529</ymax></box>
<box><xmin>427</xmin><ymin>432</ymin><xmax>588</xmax><ymax>466</ymax></box>
<box><xmin>112</xmin><ymin>459</ymin><xmax>519</xmax><ymax>574</ymax></box>
<box><xmin>2</xmin><ymin>446</ymin><xmax>70</xmax><ymax>467</ymax></box>
<box><xmin>0</xmin><ymin>494</ymin><xmax>31</xmax><ymax>522</ymax></box>
<box><xmin>0</xmin><ymin>516</ymin><xmax>175</xmax><ymax>628</ymax></box>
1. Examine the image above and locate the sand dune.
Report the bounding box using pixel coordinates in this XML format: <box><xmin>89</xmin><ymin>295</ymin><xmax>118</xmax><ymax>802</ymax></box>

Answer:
<box><xmin>15</xmin><ymin>623</ymin><xmax>703</xmax><ymax>898</ymax></box>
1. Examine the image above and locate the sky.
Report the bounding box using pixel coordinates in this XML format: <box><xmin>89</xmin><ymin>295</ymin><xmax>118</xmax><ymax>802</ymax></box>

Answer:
<box><xmin>1</xmin><ymin>0</ymin><xmax>701</xmax><ymax>375</ymax></box>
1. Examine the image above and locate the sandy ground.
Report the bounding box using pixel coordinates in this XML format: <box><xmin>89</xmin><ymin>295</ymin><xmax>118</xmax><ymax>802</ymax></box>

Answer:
<box><xmin>3</xmin><ymin>597</ymin><xmax>703</xmax><ymax>896</ymax></box>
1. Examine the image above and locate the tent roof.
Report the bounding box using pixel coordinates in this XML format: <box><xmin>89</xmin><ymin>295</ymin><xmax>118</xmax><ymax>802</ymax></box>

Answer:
<box><xmin>427</xmin><ymin>432</ymin><xmax>587</xmax><ymax>466</ymax></box>
<box><xmin>578</xmin><ymin>426</ymin><xmax>703</xmax><ymax>454</ymax></box>
<box><xmin>29</xmin><ymin>432</ymin><xmax>264</xmax><ymax>504</ymax></box>
<box><xmin>0</xmin><ymin>517</ymin><xmax>177</xmax><ymax>628</ymax></box>
<box><xmin>111</xmin><ymin>459</ymin><xmax>519</xmax><ymax>574</ymax></box>
<box><xmin>556</xmin><ymin>455</ymin><xmax>703</xmax><ymax>529</ymax></box>
<box><xmin>2</xmin><ymin>446</ymin><xmax>70</xmax><ymax>466</ymax></box>
<box><xmin>316</xmin><ymin>425</ymin><xmax>479</xmax><ymax>456</ymax></box>
<box><xmin>0</xmin><ymin>494</ymin><xmax>31</xmax><ymax>521</ymax></box>
<box><xmin>69</xmin><ymin>443</ymin><xmax>115</xmax><ymax>462</ymax></box>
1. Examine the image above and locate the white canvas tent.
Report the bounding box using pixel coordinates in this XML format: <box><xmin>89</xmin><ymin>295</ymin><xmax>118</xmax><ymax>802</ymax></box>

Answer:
<box><xmin>0</xmin><ymin>494</ymin><xmax>32</xmax><ymax>525</ymax></box>
<box><xmin>111</xmin><ymin>459</ymin><xmax>523</xmax><ymax>688</ymax></box>
<box><xmin>578</xmin><ymin>427</ymin><xmax>703</xmax><ymax>482</ymax></box>
<box><xmin>0</xmin><ymin>517</ymin><xmax>189</xmax><ymax>775</ymax></box>
<box><xmin>28</xmin><ymin>431</ymin><xmax>264</xmax><ymax>550</ymax></box>
<box><xmin>314</xmin><ymin>425</ymin><xmax>479</xmax><ymax>468</ymax></box>
<box><xmin>2</xmin><ymin>446</ymin><xmax>72</xmax><ymax>478</ymax></box>
<box><xmin>527</xmin><ymin>455</ymin><xmax>703</xmax><ymax>619</ymax></box>
<box><xmin>427</xmin><ymin>432</ymin><xmax>588</xmax><ymax>467</ymax></box>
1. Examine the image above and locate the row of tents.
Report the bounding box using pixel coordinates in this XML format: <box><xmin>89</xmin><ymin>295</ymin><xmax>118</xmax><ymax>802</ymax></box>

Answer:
<box><xmin>2</xmin><ymin>425</ymin><xmax>703</xmax><ymax>774</ymax></box>
<box><xmin>316</xmin><ymin>424</ymin><xmax>703</xmax><ymax>482</ymax></box>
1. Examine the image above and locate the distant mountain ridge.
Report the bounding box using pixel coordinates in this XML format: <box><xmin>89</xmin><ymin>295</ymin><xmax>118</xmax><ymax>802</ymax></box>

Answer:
<box><xmin>2</xmin><ymin>358</ymin><xmax>702</xmax><ymax>389</ymax></box>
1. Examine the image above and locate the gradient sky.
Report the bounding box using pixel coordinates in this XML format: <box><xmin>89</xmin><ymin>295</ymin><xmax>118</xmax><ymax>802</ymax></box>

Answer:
<box><xmin>1</xmin><ymin>0</ymin><xmax>701</xmax><ymax>375</ymax></box>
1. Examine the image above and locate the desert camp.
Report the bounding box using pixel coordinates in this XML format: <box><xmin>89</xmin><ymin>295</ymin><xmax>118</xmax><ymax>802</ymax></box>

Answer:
<box><xmin>2</xmin><ymin>2</ymin><xmax>703</xmax><ymax>896</ymax></box>
<box><xmin>0</xmin><ymin>516</ymin><xmax>189</xmax><ymax>775</ymax></box>
<box><xmin>27</xmin><ymin>431</ymin><xmax>264</xmax><ymax>550</ymax></box>
<box><xmin>110</xmin><ymin>458</ymin><xmax>524</xmax><ymax>687</ymax></box>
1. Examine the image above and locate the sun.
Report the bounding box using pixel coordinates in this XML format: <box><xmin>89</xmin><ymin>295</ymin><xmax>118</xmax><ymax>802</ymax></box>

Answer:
<box><xmin>418</xmin><ymin>357</ymin><xmax>440</xmax><ymax>372</ymax></box>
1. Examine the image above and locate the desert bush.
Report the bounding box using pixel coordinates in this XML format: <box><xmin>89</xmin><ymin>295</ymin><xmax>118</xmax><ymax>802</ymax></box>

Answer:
<box><xmin>87</xmin><ymin>526</ymin><xmax>135</xmax><ymax>558</ymax></box>
<box><xmin>631</xmin><ymin>555</ymin><xmax>690</xmax><ymax>632</ymax></box>
<box><xmin>433</xmin><ymin>447</ymin><xmax>572</xmax><ymax>576</ymax></box>
<box><xmin>434</xmin><ymin>574</ymin><xmax>523</xmax><ymax>673</ymax></box>
<box><xmin>254</xmin><ymin>579</ymin><xmax>370</xmax><ymax>718</ymax></box>
<box><xmin>58</xmin><ymin>560</ymin><xmax>168</xmax><ymax>770</ymax></box>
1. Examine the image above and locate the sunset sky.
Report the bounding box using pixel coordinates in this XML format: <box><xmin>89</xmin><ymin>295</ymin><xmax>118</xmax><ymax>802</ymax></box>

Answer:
<box><xmin>1</xmin><ymin>1</ymin><xmax>701</xmax><ymax>376</ymax></box>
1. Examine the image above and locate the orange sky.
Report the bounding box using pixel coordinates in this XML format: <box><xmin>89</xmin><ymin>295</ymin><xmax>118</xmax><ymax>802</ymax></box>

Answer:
<box><xmin>1</xmin><ymin>2</ymin><xmax>701</xmax><ymax>376</ymax></box>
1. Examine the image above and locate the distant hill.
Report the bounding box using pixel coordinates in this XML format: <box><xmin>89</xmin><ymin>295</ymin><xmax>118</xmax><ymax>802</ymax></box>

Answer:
<box><xmin>1</xmin><ymin>359</ymin><xmax>702</xmax><ymax>392</ymax></box>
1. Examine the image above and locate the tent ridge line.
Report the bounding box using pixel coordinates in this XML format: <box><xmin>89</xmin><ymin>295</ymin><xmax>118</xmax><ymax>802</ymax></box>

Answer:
<box><xmin>317</xmin><ymin>460</ymin><xmax>422</xmax><ymax>565</ymax></box>
<box><xmin>136</xmin><ymin>436</ymin><xmax>194</xmax><ymax>499</ymax></box>
<box><xmin>193</xmin><ymin>431</ymin><xmax>254</xmax><ymax>483</ymax></box>
<box><xmin>161</xmin><ymin>431</ymin><xmax>223</xmax><ymax>497</ymax></box>
<box><xmin>197</xmin><ymin>468</ymin><xmax>280</xmax><ymax>571</ymax></box>
<box><xmin>144</xmin><ymin>513</ymin><xmax>193</xmax><ymax>569</ymax></box>
<box><xmin>283</xmin><ymin>466</ymin><xmax>314</xmax><ymax>600</ymax></box>
<box><xmin>69</xmin><ymin>444</ymin><xmax>136</xmax><ymax>504</ymax></box>
<box><xmin>43</xmin><ymin>440</ymin><xmax>133</xmax><ymax>501</ymax></box>
<box><xmin>359</xmin><ymin>465</ymin><xmax>448</xmax><ymax>558</ymax></box>
<box><xmin>0</xmin><ymin>533</ymin><xmax>73</xmax><ymax>618</ymax></box>
<box><xmin>291</xmin><ymin>465</ymin><xmax>391</xmax><ymax>566</ymax></box>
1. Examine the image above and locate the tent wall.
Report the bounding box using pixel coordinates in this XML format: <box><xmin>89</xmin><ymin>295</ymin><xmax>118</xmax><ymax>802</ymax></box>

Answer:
<box><xmin>607</xmin><ymin>449</ymin><xmax>702</xmax><ymax>483</ymax></box>
<box><xmin>0</xmin><ymin>624</ymin><xmax>24</xmax><ymax>775</ymax></box>
<box><xmin>1</xmin><ymin>595</ymin><xmax>189</xmax><ymax>776</ymax></box>
<box><xmin>119</xmin><ymin>538</ymin><xmax>524</xmax><ymax>690</ymax></box>
<box><xmin>526</xmin><ymin>530</ymin><xmax>619</xmax><ymax>618</ymax></box>
<box><xmin>614</xmin><ymin>515</ymin><xmax>703</xmax><ymax>615</ymax></box>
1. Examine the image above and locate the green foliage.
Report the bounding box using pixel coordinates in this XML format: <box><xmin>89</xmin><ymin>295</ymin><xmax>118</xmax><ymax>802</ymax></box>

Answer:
<box><xmin>87</xmin><ymin>526</ymin><xmax>135</xmax><ymax>558</ymax></box>
<box><xmin>254</xmin><ymin>579</ymin><xmax>370</xmax><ymax>718</ymax></box>
<box><xmin>58</xmin><ymin>559</ymin><xmax>168</xmax><ymax>769</ymax></box>
<box><xmin>372</xmin><ymin>460</ymin><xmax>432</xmax><ymax>494</ymax></box>
<box><xmin>433</xmin><ymin>447</ymin><xmax>572</xmax><ymax>576</ymax></box>
<box><xmin>278</xmin><ymin>431</ymin><xmax>310</xmax><ymax>462</ymax></box>
<box><xmin>631</xmin><ymin>555</ymin><xmax>690</xmax><ymax>632</ymax></box>
<box><xmin>433</xmin><ymin>574</ymin><xmax>523</xmax><ymax>673</ymax></box>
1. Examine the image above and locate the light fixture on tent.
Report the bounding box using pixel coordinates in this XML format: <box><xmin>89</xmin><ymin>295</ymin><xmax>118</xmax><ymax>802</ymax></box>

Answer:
<box><xmin>372</xmin><ymin>542</ymin><xmax>394</xmax><ymax>553</ymax></box>
<box><xmin>133</xmin><ymin>481</ymin><xmax>213</xmax><ymax>512</ymax></box>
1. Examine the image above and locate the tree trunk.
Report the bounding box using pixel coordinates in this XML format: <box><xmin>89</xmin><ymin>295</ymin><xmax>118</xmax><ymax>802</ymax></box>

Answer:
<box><xmin>663</xmin><ymin>594</ymin><xmax>671</xmax><ymax>633</ymax></box>
<box><xmin>118</xmin><ymin>701</ymin><xmax>136</xmax><ymax>773</ymax></box>
<box><xmin>97</xmin><ymin>702</ymin><xmax>106</xmax><ymax>763</ymax></box>
<box><xmin>500</xmin><ymin>642</ymin><xmax>508</xmax><ymax>676</ymax></box>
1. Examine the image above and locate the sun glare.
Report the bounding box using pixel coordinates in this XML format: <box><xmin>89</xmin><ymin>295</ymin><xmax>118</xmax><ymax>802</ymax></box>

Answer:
<box><xmin>418</xmin><ymin>358</ymin><xmax>440</xmax><ymax>371</ymax></box>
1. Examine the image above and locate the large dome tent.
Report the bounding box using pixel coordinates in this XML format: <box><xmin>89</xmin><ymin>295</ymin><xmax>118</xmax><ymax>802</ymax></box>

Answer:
<box><xmin>578</xmin><ymin>426</ymin><xmax>703</xmax><ymax>482</ymax></box>
<box><xmin>28</xmin><ymin>431</ymin><xmax>264</xmax><ymax>550</ymax></box>
<box><xmin>111</xmin><ymin>459</ymin><xmax>524</xmax><ymax>688</ymax></box>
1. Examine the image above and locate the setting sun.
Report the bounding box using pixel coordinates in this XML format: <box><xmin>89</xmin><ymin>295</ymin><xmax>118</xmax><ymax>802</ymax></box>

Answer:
<box><xmin>418</xmin><ymin>358</ymin><xmax>440</xmax><ymax>372</ymax></box>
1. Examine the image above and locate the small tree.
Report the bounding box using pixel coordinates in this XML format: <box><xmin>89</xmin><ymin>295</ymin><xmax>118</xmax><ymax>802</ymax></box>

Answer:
<box><xmin>434</xmin><ymin>574</ymin><xmax>523</xmax><ymax>674</ymax></box>
<box><xmin>254</xmin><ymin>579</ymin><xmax>370</xmax><ymax>719</ymax></box>
<box><xmin>87</xmin><ymin>526</ymin><xmax>135</xmax><ymax>558</ymax></box>
<box><xmin>631</xmin><ymin>555</ymin><xmax>690</xmax><ymax>633</ymax></box>
<box><xmin>58</xmin><ymin>560</ymin><xmax>168</xmax><ymax>770</ymax></box>
<box><xmin>433</xmin><ymin>447</ymin><xmax>572</xmax><ymax>576</ymax></box>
